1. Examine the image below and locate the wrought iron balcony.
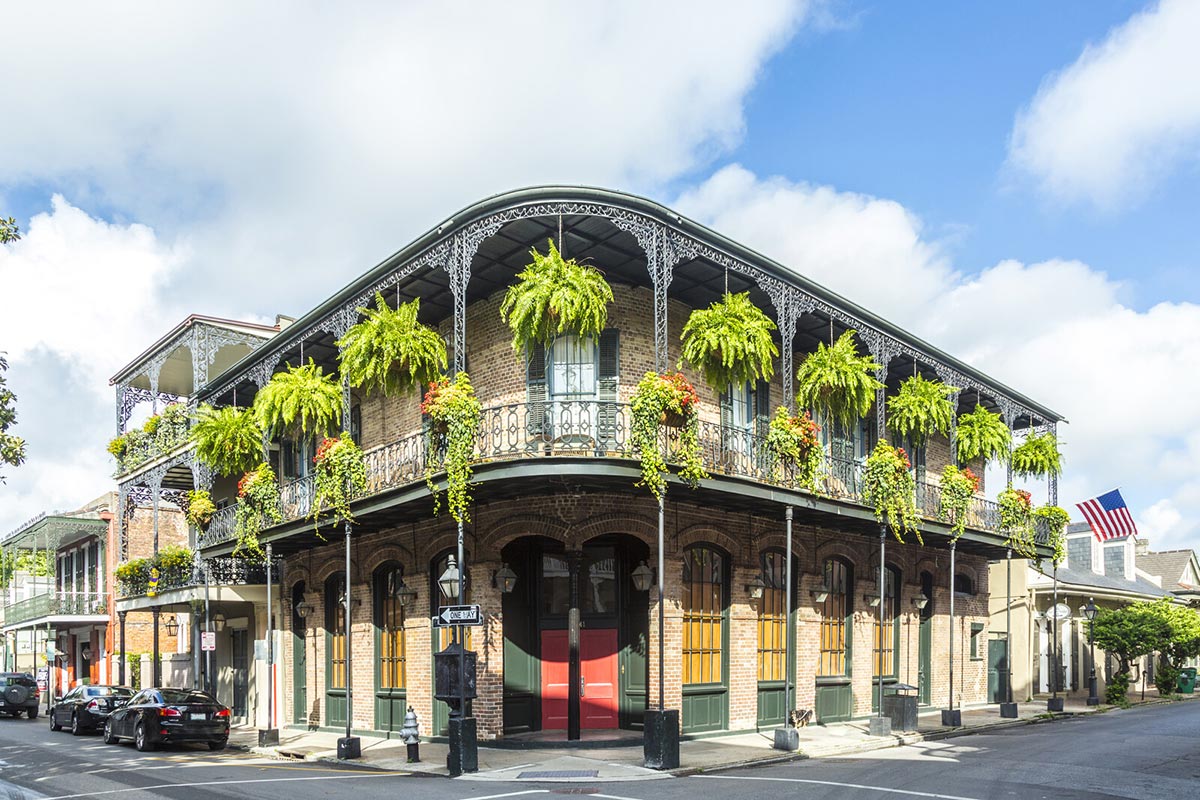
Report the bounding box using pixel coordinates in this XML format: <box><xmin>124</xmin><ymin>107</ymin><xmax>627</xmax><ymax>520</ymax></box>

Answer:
<box><xmin>115</xmin><ymin>556</ymin><xmax>275</xmax><ymax>599</ymax></box>
<box><xmin>113</xmin><ymin>416</ymin><xmax>192</xmax><ymax>477</ymax></box>
<box><xmin>4</xmin><ymin>591</ymin><xmax>108</xmax><ymax>626</ymax></box>
<box><xmin>200</xmin><ymin>400</ymin><xmax>1045</xmax><ymax>550</ymax></box>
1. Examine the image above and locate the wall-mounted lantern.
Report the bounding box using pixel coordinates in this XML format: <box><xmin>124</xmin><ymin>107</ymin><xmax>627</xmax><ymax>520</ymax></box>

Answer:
<box><xmin>631</xmin><ymin>561</ymin><xmax>654</xmax><ymax>593</ymax></box>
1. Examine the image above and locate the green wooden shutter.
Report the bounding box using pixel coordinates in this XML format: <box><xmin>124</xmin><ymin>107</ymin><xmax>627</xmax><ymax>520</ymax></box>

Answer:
<box><xmin>597</xmin><ymin>330</ymin><xmax>619</xmax><ymax>450</ymax></box>
<box><xmin>719</xmin><ymin>387</ymin><xmax>733</xmax><ymax>456</ymax></box>
<box><xmin>527</xmin><ymin>342</ymin><xmax>548</xmax><ymax>437</ymax></box>
<box><xmin>754</xmin><ymin>380</ymin><xmax>771</xmax><ymax>475</ymax></box>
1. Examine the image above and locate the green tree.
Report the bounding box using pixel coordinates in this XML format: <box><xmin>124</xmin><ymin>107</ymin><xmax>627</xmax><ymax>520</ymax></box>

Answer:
<box><xmin>1147</xmin><ymin>599</ymin><xmax>1200</xmax><ymax>695</ymax></box>
<box><xmin>0</xmin><ymin>353</ymin><xmax>27</xmax><ymax>483</ymax></box>
<box><xmin>0</xmin><ymin>217</ymin><xmax>19</xmax><ymax>244</ymax></box>
<box><xmin>1090</xmin><ymin>601</ymin><xmax>1173</xmax><ymax>704</ymax></box>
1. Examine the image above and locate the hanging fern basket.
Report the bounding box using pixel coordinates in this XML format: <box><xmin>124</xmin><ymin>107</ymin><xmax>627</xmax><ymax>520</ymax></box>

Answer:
<box><xmin>886</xmin><ymin>373</ymin><xmax>957</xmax><ymax>448</ymax></box>
<box><xmin>1011</xmin><ymin>431</ymin><xmax>1063</xmax><ymax>478</ymax></box>
<box><xmin>679</xmin><ymin>291</ymin><xmax>778</xmax><ymax>393</ymax></box>
<box><xmin>191</xmin><ymin>404</ymin><xmax>264</xmax><ymax>477</ymax></box>
<box><xmin>337</xmin><ymin>293</ymin><xmax>447</xmax><ymax>397</ymax></box>
<box><xmin>954</xmin><ymin>404</ymin><xmax>1011</xmax><ymax>466</ymax></box>
<box><xmin>795</xmin><ymin>330</ymin><xmax>883</xmax><ymax>431</ymax></box>
<box><xmin>500</xmin><ymin>238</ymin><xmax>613</xmax><ymax>355</ymax></box>
<box><xmin>253</xmin><ymin>359</ymin><xmax>344</xmax><ymax>440</ymax></box>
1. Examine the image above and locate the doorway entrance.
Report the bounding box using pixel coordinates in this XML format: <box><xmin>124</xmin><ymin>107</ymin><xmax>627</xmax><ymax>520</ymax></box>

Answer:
<box><xmin>230</xmin><ymin>629</ymin><xmax>249</xmax><ymax>724</ymax></box>
<box><xmin>502</xmin><ymin>535</ymin><xmax>648</xmax><ymax>737</ymax></box>
<box><xmin>918</xmin><ymin>571</ymin><xmax>933</xmax><ymax>705</ymax></box>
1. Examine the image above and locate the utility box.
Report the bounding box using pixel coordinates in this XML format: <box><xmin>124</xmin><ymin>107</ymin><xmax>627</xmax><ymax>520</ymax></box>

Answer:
<box><xmin>882</xmin><ymin>683</ymin><xmax>919</xmax><ymax>731</ymax></box>
<box><xmin>434</xmin><ymin>641</ymin><xmax>477</xmax><ymax>711</ymax></box>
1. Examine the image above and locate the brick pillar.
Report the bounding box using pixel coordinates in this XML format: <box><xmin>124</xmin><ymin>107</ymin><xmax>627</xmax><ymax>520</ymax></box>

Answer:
<box><xmin>728</xmin><ymin>564</ymin><xmax>759</xmax><ymax>730</ymax></box>
<box><xmin>406</xmin><ymin>577</ymin><xmax>433</xmax><ymax>736</ymax></box>
<box><xmin>795</xmin><ymin>572</ymin><xmax>822</xmax><ymax>712</ymax></box>
<box><xmin>473</xmin><ymin>559</ymin><xmax>505</xmax><ymax>740</ymax></box>
<box><xmin>647</xmin><ymin>559</ymin><xmax>683</xmax><ymax>722</ymax></box>
<box><xmin>350</xmin><ymin>581</ymin><xmax>372</xmax><ymax>732</ymax></box>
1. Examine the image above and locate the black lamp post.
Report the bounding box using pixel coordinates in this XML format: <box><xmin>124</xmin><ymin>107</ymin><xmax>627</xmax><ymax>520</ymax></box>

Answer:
<box><xmin>1081</xmin><ymin>598</ymin><xmax>1099</xmax><ymax>706</ymax></box>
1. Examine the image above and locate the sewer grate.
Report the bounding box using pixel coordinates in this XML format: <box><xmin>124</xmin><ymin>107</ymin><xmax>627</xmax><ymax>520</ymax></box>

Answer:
<box><xmin>518</xmin><ymin>770</ymin><xmax>600</xmax><ymax>779</ymax></box>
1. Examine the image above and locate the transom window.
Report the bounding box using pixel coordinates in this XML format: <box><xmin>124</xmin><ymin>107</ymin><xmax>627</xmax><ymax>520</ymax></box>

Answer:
<box><xmin>682</xmin><ymin>546</ymin><xmax>726</xmax><ymax>685</ymax></box>
<box><xmin>818</xmin><ymin>559</ymin><xmax>851</xmax><ymax>677</ymax></box>
<box><xmin>757</xmin><ymin>551</ymin><xmax>789</xmax><ymax>682</ymax></box>
<box><xmin>376</xmin><ymin>566</ymin><xmax>407</xmax><ymax>691</ymax></box>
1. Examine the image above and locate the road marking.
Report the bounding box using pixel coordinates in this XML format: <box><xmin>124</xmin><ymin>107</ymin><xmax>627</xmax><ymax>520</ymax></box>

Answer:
<box><xmin>593</xmin><ymin>794</ymin><xmax>645</xmax><ymax>800</ymax></box>
<box><xmin>466</xmin><ymin>792</ymin><xmax>550</xmax><ymax>800</ymax></box>
<box><xmin>36</xmin><ymin>771</ymin><xmax>409</xmax><ymax>799</ymax></box>
<box><xmin>693</xmin><ymin>775</ymin><xmax>981</xmax><ymax>800</ymax></box>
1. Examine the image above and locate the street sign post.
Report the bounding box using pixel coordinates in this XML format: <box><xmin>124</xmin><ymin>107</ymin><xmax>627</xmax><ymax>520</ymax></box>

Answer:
<box><xmin>434</xmin><ymin>604</ymin><xmax>483</xmax><ymax>628</ymax></box>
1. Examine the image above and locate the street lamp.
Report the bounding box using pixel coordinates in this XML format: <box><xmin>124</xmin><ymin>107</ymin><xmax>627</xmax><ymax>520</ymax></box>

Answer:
<box><xmin>393</xmin><ymin>575</ymin><xmax>417</xmax><ymax>607</ymax></box>
<box><xmin>439</xmin><ymin>555</ymin><xmax>461</xmax><ymax>600</ymax></box>
<box><xmin>164</xmin><ymin>615</ymin><xmax>179</xmax><ymax>637</ymax></box>
<box><xmin>1081</xmin><ymin>598</ymin><xmax>1099</xmax><ymax>706</ymax></box>
<box><xmin>212</xmin><ymin>612</ymin><xmax>226</xmax><ymax>632</ymax></box>
<box><xmin>745</xmin><ymin>575</ymin><xmax>766</xmax><ymax>601</ymax></box>
<box><xmin>491</xmin><ymin>564</ymin><xmax>517</xmax><ymax>594</ymax></box>
<box><xmin>913</xmin><ymin>595</ymin><xmax>929</xmax><ymax>610</ymax></box>
<box><xmin>295</xmin><ymin>600</ymin><xmax>313</xmax><ymax>619</ymax></box>
<box><xmin>631</xmin><ymin>561</ymin><xmax>654</xmax><ymax>593</ymax></box>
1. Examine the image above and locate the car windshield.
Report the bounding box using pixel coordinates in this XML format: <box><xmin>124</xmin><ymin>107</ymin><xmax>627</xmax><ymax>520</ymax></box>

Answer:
<box><xmin>86</xmin><ymin>687</ymin><xmax>133</xmax><ymax>697</ymax></box>
<box><xmin>159</xmin><ymin>689</ymin><xmax>215</xmax><ymax>705</ymax></box>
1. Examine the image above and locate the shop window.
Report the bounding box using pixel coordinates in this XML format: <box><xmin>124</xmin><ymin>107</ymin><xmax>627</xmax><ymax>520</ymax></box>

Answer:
<box><xmin>374</xmin><ymin>565</ymin><xmax>407</xmax><ymax>691</ymax></box>
<box><xmin>682</xmin><ymin>545</ymin><xmax>726</xmax><ymax>685</ymax></box>
<box><xmin>818</xmin><ymin>558</ymin><xmax>853</xmax><ymax>677</ymax></box>
<box><xmin>757</xmin><ymin>550</ymin><xmax>789</xmax><ymax>682</ymax></box>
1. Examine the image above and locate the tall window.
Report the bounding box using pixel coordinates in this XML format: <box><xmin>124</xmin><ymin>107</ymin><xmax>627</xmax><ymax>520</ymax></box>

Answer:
<box><xmin>873</xmin><ymin>567</ymin><xmax>900</xmax><ymax>677</ymax></box>
<box><xmin>757</xmin><ymin>551</ymin><xmax>789</xmax><ymax>682</ymax></box>
<box><xmin>375</xmin><ymin>566</ymin><xmax>406</xmax><ymax>691</ymax></box>
<box><xmin>326</xmin><ymin>574</ymin><xmax>346</xmax><ymax>690</ymax></box>
<box><xmin>550</xmin><ymin>335</ymin><xmax>597</xmax><ymax>400</ymax></box>
<box><xmin>682</xmin><ymin>546</ymin><xmax>726</xmax><ymax>685</ymax></box>
<box><xmin>818</xmin><ymin>559</ymin><xmax>852</xmax><ymax>677</ymax></box>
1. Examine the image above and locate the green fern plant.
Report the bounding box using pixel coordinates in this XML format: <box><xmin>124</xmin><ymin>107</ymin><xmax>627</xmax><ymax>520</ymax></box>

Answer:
<box><xmin>1011</xmin><ymin>431</ymin><xmax>1063</xmax><ymax>478</ymax></box>
<box><xmin>337</xmin><ymin>292</ymin><xmax>446</xmax><ymax>397</ymax></box>
<box><xmin>795</xmin><ymin>330</ymin><xmax>883</xmax><ymax>431</ymax></box>
<box><xmin>253</xmin><ymin>360</ymin><xmax>343</xmax><ymax>439</ymax></box>
<box><xmin>954</xmin><ymin>404</ymin><xmax>1011</xmax><ymax>466</ymax></box>
<box><xmin>886</xmin><ymin>374</ymin><xmax>957</xmax><ymax>448</ymax></box>
<box><xmin>500</xmin><ymin>238</ymin><xmax>613</xmax><ymax>355</ymax></box>
<box><xmin>679</xmin><ymin>291</ymin><xmax>777</xmax><ymax>392</ymax></box>
<box><xmin>191</xmin><ymin>404</ymin><xmax>264</xmax><ymax>477</ymax></box>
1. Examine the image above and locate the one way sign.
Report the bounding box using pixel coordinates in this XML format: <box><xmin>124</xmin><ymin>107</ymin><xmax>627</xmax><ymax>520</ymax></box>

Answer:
<box><xmin>435</xmin><ymin>604</ymin><xmax>483</xmax><ymax>627</ymax></box>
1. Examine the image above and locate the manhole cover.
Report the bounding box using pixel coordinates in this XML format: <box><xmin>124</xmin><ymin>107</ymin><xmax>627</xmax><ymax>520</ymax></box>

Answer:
<box><xmin>518</xmin><ymin>770</ymin><xmax>600</xmax><ymax>779</ymax></box>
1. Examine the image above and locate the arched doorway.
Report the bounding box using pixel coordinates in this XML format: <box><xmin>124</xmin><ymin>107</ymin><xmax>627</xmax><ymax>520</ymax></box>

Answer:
<box><xmin>500</xmin><ymin>534</ymin><xmax>650</xmax><ymax>737</ymax></box>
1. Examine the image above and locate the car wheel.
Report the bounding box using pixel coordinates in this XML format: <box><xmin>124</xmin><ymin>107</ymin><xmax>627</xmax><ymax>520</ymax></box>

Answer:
<box><xmin>134</xmin><ymin>721</ymin><xmax>154</xmax><ymax>752</ymax></box>
<box><xmin>71</xmin><ymin>712</ymin><xmax>84</xmax><ymax>736</ymax></box>
<box><xmin>50</xmin><ymin>711</ymin><xmax>62</xmax><ymax>732</ymax></box>
<box><xmin>102</xmin><ymin>720</ymin><xmax>118</xmax><ymax>745</ymax></box>
<box><xmin>207</xmin><ymin>738</ymin><xmax>227</xmax><ymax>751</ymax></box>
<box><xmin>26</xmin><ymin>707</ymin><xmax>37</xmax><ymax>720</ymax></box>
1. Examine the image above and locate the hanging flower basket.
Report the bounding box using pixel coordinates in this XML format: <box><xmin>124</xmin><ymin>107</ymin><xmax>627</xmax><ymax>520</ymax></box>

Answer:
<box><xmin>1011</xmin><ymin>431</ymin><xmax>1063</xmax><ymax>478</ymax></box>
<box><xmin>421</xmin><ymin>373</ymin><xmax>482</xmax><ymax>523</ymax></box>
<box><xmin>233</xmin><ymin>463</ymin><xmax>282</xmax><ymax>558</ymax></box>
<box><xmin>679</xmin><ymin>291</ymin><xmax>778</xmax><ymax>392</ymax></box>
<box><xmin>500</xmin><ymin>238</ymin><xmax>613</xmax><ymax>355</ymax></box>
<box><xmin>1033</xmin><ymin>504</ymin><xmax>1070</xmax><ymax>568</ymax></box>
<box><xmin>185</xmin><ymin>490</ymin><xmax>217</xmax><ymax>531</ymax></box>
<box><xmin>310</xmin><ymin>432</ymin><xmax>369</xmax><ymax>531</ymax></box>
<box><xmin>862</xmin><ymin>441</ymin><xmax>921</xmax><ymax>544</ymax></box>
<box><xmin>764</xmin><ymin>406</ymin><xmax>822</xmax><ymax>490</ymax></box>
<box><xmin>630</xmin><ymin>371</ymin><xmax>706</xmax><ymax>500</ymax></box>
<box><xmin>938</xmin><ymin>465</ymin><xmax>980</xmax><ymax>541</ymax></box>
<box><xmin>998</xmin><ymin>486</ymin><xmax>1036</xmax><ymax>558</ymax></box>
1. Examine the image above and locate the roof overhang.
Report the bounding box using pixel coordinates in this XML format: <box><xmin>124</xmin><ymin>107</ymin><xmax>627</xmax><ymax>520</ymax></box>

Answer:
<box><xmin>2</xmin><ymin>614</ymin><xmax>109</xmax><ymax>633</ymax></box>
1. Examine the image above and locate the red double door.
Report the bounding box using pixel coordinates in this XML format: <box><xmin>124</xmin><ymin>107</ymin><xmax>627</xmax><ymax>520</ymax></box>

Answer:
<box><xmin>540</xmin><ymin>628</ymin><xmax>619</xmax><ymax>730</ymax></box>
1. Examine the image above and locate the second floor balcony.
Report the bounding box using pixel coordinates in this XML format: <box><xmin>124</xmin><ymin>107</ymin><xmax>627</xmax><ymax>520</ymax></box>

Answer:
<box><xmin>3</xmin><ymin>591</ymin><xmax>108</xmax><ymax>629</ymax></box>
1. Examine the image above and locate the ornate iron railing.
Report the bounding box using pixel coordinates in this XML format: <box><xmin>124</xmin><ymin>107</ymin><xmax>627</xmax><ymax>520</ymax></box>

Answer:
<box><xmin>116</xmin><ymin>556</ymin><xmax>276</xmax><ymax>599</ymax></box>
<box><xmin>4</xmin><ymin>591</ymin><xmax>108</xmax><ymax>625</ymax></box>
<box><xmin>199</xmin><ymin>400</ymin><xmax>1035</xmax><ymax>549</ymax></box>
<box><xmin>113</xmin><ymin>415</ymin><xmax>191</xmax><ymax>477</ymax></box>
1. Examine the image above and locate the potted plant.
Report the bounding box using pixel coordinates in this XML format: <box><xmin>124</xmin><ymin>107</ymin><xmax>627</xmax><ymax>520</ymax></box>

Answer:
<box><xmin>795</xmin><ymin>330</ymin><xmax>883</xmax><ymax>438</ymax></box>
<box><xmin>679</xmin><ymin>291</ymin><xmax>778</xmax><ymax>392</ymax></box>
<box><xmin>500</xmin><ymin>238</ymin><xmax>613</xmax><ymax>355</ymax></box>
<box><xmin>115</xmin><ymin>558</ymin><xmax>152</xmax><ymax>596</ymax></box>
<box><xmin>185</xmin><ymin>490</ymin><xmax>217</xmax><ymax>531</ymax></box>
<box><xmin>886</xmin><ymin>374</ymin><xmax>957</xmax><ymax>448</ymax></box>
<box><xmin>421</xmin><ymin>372</ymin><xmax>482</xmax><ymax>523</ymax></box>
<box><xmin>998</xmin><ymin>486</ymin><xmax>1036</xmax><ymax>558</ymax></box>
<box><xmin>311</xmin><ymin>432</ymin><xmax>369</xmax><ymax>528</ymax></box>
<box><xmin>234</xmin><ymin>462</ymin><xmax>283</xmax><ymax>557</ymax></box>
<box><xmin>938</xmin><ymin>464</ymin><xmax>980</xmax><ymax>540</ymax></box>
<box><xmin>1033</xmin><ymin>504</ymin><xmax>1070</xmax><ymax>568</ymax></box>
<box><xmin>253</xmin><ymin>359</ymin><xmax>343</xmax><ymax>440</ymax></box>
<box><xmin>954</xmin><ymin>404</ymin><xmax>1011</xmax><ymax>466</ymax></box>
<box><xmin>764</xmin><ymin>406</ymin><xmax>821</xmax><ymax>490</ymax></box>
<box><xmin>338</xmin><ymin>292</ymin><xmax>447</xmax><ymax>397</ymax></box>
<box><xmin>630</xmin><ymin>371</ymin><xmax>707</xmax><ymax>500</ymax></box>
<box><xmin>1011</xmin><ymin>431</ymin><xmax>1063</xmax><ymax>478</ymax></box>
<box><xmin>862</xmin><ymin>441</ymin><xmax>921</xmax><ymax>543</ymax></box>
<box><xmin>191</xmin><ymin>404</ymin><xmax>264</xmax><ymax>477</ymax></box>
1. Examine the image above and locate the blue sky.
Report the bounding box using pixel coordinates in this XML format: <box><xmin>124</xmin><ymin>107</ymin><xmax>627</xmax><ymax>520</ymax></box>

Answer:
<box><xmin>1</xmin><ymin>0</ymin><xmax>1198</xmax><ymax>557</ymax></box>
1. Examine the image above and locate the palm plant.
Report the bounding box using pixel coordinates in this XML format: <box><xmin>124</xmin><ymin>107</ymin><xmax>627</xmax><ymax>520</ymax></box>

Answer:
<box><xmin>1011</xmin><ymin>431</ymin><xmax>1063</xmax><ymax>478</ymax></box>
<box><xmin>500</xmin><ymin>238</ymin><xmax>613</xmax><ymax>355</ymax></box>
<box><xmin>886</xmin><ymin>374</ymin><xmax>957</xmax><ymax>448</ymax></box>
<box><xmin>337</xmin><ymin>293</ymin><xmax>446</xmax><ymax>397</ymax></box>
<box><xmin>954</xmin><ymin>404</ymin><xmax>1011</xmax><ymax>466</ymax></box>
<box><xmin>191</xmin><ymin>404</ymin><xmax>264</xmax><ymax>477</ymax></box>
<box><xmin>253</xmin><ymin>360</ymin><xmax>343</xmax><ymax>440</ymax></box>
<box><xmin>680</xmin><ymin>291</ymin><xmax>777</xmax><ymax>392</ymax></box>
<box><xmin>795</xmin><ymin>330</ymin><xmax>883</xmax><ymax>431</ymax></box>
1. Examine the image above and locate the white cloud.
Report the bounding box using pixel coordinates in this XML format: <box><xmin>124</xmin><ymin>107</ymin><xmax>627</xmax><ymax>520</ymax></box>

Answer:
<box><xmin>678</xmin><ymin>165</ymin><xmax>1200</xmax><ymax>556</ymax></box>
<box><xmin>1008</xmin><ymin>0</ymin><xmax>1200</xmax><ymax>208</ymax></box>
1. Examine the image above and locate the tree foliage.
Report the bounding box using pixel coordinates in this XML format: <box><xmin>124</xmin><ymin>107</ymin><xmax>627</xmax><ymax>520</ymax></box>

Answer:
<box><xmin>886</xmin><ymin>374</ymin><xmax>957</xmax><ymax>448</ymax></box>
<box><xmin>191</xmin><ymin>404</ymin><xmax>264</xmax><ymax>477</ymax></box>
<box><xmin>500</xmin><ymin>238</ymin><xmax>613</xmax><ymax>356</ymax></box>
<box><xmin>253</xmin><ymin>360</ymin><xmax>343</xmax><ymax>439</ymax></box>
<box><xmin>1090</xmin><ymin>601</ymin><xmax>1174</xmax><ymax>703</ymax></box>
<box><xmin>679</xmin><ymin>291</ymin><xmax>777</xmax><ymax>392</ymax></box>
<box><xmin>795</xmin><ymin>331</ymin><xmax>883</xmax><ymax>432</ymax></box>
<box><xmin>0</xmin><ymin>217</ymin><xmax>19</xmax><ymax>244</ymax></box>
<box><xmin>337</xmin><ymin>293</ymin><xmax>446</xmax><ymax>397</ymax></box>
<box><xmin>0</xmin><ymin>353</ymin><xmax>26</xmax><ymax>483</ymax></box>
<box><xmin>954</xmin><ymin>404</ymin><xmax>1011</xmax><ymax>466</ymax></box>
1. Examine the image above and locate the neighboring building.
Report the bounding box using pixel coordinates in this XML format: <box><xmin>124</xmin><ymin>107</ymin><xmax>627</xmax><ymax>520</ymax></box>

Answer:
<box><xmin>1135</xmin><ymin>541</ymin><xmax>1200</xmax><ymax>608</ymax></box>
<box><xmin>989</xmin><ymin>522</ymin><xmax>1173</xmax><ymax>703</ymax></box>
<box><xmin>108</xmin><ymin>315</ymin><xmax>280</xmax><ymax>725</ymax></box>
<box><xmin>126</xmin><ymin>186</ymin><xmax>1063</xmax><ymax>741</ymax></box>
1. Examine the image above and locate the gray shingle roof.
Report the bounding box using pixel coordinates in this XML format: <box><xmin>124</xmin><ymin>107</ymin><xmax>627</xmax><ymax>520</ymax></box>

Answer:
<box><xmin>1046</xmin><ymin>564</ymin><xmax>1172</xmax><ymax>598</ymax></box>
<box><xmin>1136</xmin><ymin>550</ymin><xmax>1197</xmax><ymax>591</ymax></box>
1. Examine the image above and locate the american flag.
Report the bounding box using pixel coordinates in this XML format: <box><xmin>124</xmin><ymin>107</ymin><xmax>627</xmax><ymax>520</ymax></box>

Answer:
<box><xmin>1076</xmin><ymin>489</ymin><xmax>1138</xmax><ymax>541</ymax></box>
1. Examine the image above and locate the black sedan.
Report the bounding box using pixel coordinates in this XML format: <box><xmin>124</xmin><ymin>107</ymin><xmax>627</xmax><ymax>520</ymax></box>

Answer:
<box><xmin>103</xmin><ymin>688</ymin><xmax>230</xmax><ymax>752</ymax></box>
<box><xmin>50</xmin><ymin>685</ymin><xmax>133</xmax><ymax>735</ymax></box>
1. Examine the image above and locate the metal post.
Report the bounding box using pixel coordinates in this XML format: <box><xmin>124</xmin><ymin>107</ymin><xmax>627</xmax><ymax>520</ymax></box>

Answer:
<box><xmin>457</xmin><ymin>518</ymin><xmax>466</xmax><ymax>718</ymax></box>
<box><xmin>1048</xmin><ymin>565</ymin><xmax>1062</xmax><ymax>711</ymax></box>
<box><xmin>784</xmin><ymin>506</ymin><xmax>793</xmax><ymax>721</ymax></box>
<box><xmin>1001</xmin><ymin>549</ymin><xmax>1017</xmax><ymax>716</ymax></box>
<box><xmin>941</xmin><ymin>541</ymin><xmax>960</xmax><ymax>726</ymax></box>
<box><xmin>152</xmin><ymin>607</ymin><xmax>161</xmax><ymax>686</ymax></box>
<box><xmin>337</xmin><ymin>521</ymin><xmax>360</xmax><ymax>758</ymax></box>
<box><xmin>1086</xmin><ymin>597</ymin><xmax>1099</xmax><ymax>706</ymax></box>
<box><xmin>643</xmin><ymin>493</ymin><xmax>678</xmax><ymax>769</ymax></box>
<box><xmin>869</xmin><ymin>526</ymin><xmax>890</xmax><ymax>736</ymax></box>
<box><xmin>658</xmin><ymin>495</ymin><xmax>665</xmax><ymax>709</ymax></box>
<box><xmin>118</xmin><ymin>612</ymin><xmax>127</xmax><ymax>686</ymax></box>
<box><xmin>204</xmin><ymin>564</ymin><xmax>212</xmax><ymax>696</ymax></box>
<box><xmin>260</xmin><ymin>543</ymin><xmax>278</xmax><ymax>745</ymax></box>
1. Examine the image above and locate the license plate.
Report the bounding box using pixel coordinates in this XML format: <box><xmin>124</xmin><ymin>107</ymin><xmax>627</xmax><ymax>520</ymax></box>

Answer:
<box><xmin>189</xmin><ymin>713</ymin><xmax>206</xmax><ymax>721</ymax></box>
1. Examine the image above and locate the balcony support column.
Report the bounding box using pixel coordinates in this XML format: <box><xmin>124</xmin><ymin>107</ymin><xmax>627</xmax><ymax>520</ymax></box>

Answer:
<box><xmin>947</xmin><ymin>390</ymin><xmax>962</xmax><ymax>467</ymax></box>
<box><xmin>448</xmin><ymin>234</ymin><xmax>472</xmax><ymax>376</ymax></box>
<box><xmin>761</xmin><ymin>280</ymin><xmax>807</xmax><ymax>412</ymax></box>
<box><xmin>118</xmin><ymin>611</ymin><xmax>127</xmax><ymax>686</ymax></box>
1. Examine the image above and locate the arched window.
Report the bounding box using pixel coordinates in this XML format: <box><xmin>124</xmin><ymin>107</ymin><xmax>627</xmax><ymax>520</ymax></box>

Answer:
<box><xmin>682</xmin><ymin>545</ymin><xmax>727</xmax><ymax>686</ymax></box>
<box><xmin>954</xmin><ymin>573</ymin><xmax>975</xmax><ymax>596</ymax></box>
<box><xmin>325</xmin><ymin>573</ymin><xmax>346</xmax><ymax>690</ymax></box>
<box><xmin>757</xmin><ymin>550</ymin><xmax>792</xmax><ymax>682</ymax></box>
<box><xmin>374</xmin><ymin>564</ymin><xmax>407</xmax><ymax>691</ymax></box>
<box><xmin>818</xmin><ymin>558</ymin><xmax>853</xmax><ymax>677</ymax></box>
<box><xmin>873</xmin><ymin>566</ymin><xmax>901</xmax><ymax>678</ymax></box>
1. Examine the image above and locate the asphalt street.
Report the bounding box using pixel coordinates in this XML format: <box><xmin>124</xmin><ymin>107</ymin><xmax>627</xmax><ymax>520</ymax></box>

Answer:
<box><xmin>0</xmin><ymin>701</ymin><xmax>1194</xmax><ymax>800</ymax></box>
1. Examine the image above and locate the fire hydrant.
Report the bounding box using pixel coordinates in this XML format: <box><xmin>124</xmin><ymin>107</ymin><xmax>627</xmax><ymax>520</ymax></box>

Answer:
<box><xmin>400</xmin><ymin>705</ymin><xmax>420</xmax><ymax>763</ymax></box>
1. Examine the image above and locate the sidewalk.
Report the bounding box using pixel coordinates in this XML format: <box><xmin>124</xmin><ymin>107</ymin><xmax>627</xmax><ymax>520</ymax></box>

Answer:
<box><xmin>230</xmin><ymin>693</ymin><xmax>1197</xmax><ymax>782</ymax></box>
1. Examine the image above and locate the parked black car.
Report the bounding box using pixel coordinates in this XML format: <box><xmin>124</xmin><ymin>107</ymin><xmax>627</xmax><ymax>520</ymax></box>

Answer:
<box><xmin>103</xmin><ymin>688</ymin><xmax>230</xmax><ymax>752</ymax></box>
<box><xmin>50</xmin><ymin>685</ymin><xmax>134</xmax><ymax>735</ymax></box>
<box><xmin>0</xmin><ymin>673</ymin><xmax>40</xmax><ymax>719</ymax></box>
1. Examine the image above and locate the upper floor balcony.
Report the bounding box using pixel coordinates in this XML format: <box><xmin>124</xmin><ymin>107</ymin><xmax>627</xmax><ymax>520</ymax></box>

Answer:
<box><xmin>4</xmin><ymin>591</ymin><xmax>108</xmax><ymax>628</ymax></box>
<box><xmin>114</xmin><ymin>552</ymin><xmax>277</xmax><ymax>614</ymax></box>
